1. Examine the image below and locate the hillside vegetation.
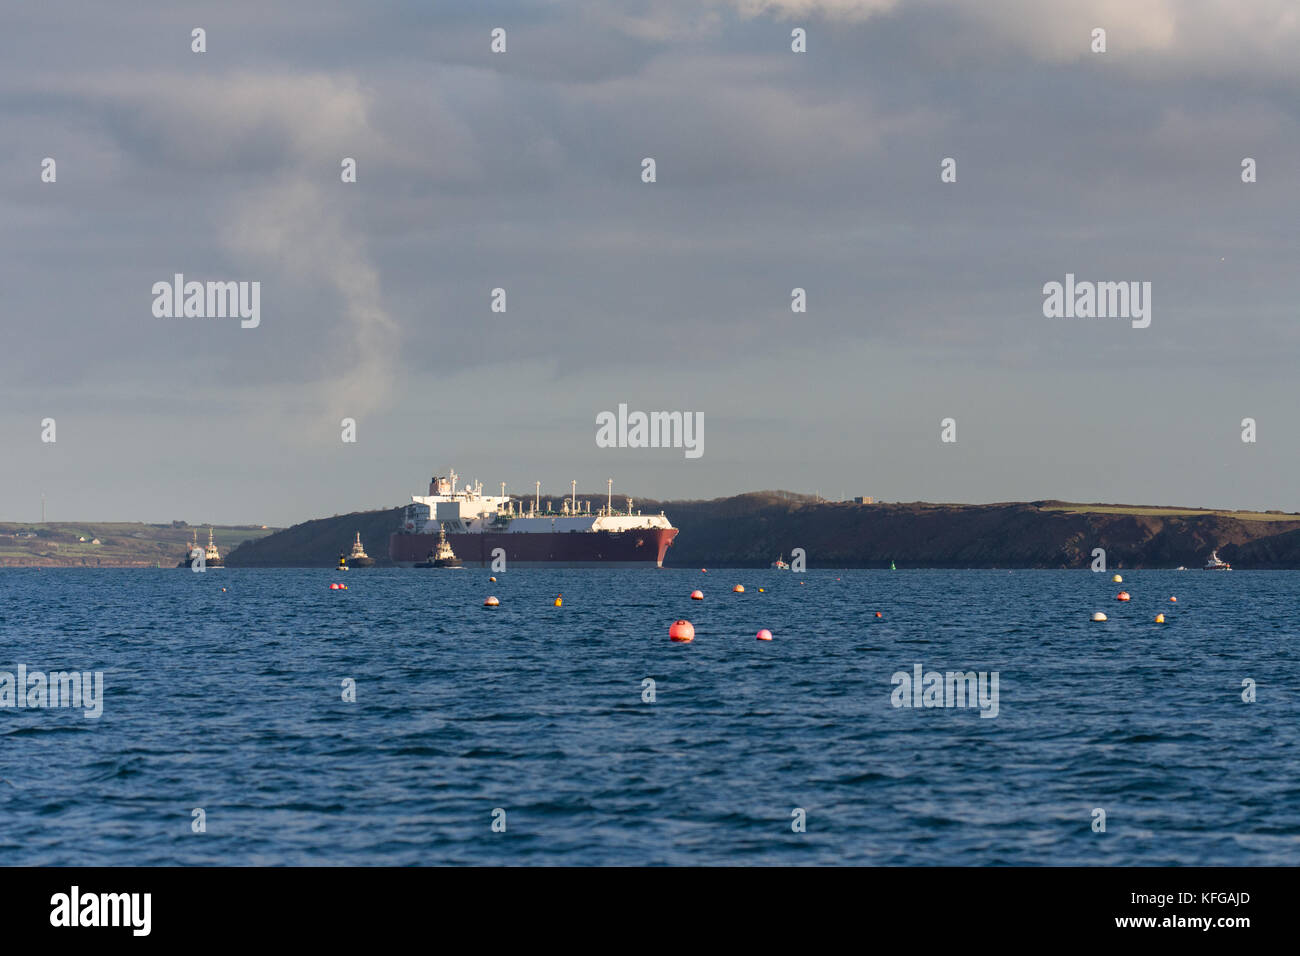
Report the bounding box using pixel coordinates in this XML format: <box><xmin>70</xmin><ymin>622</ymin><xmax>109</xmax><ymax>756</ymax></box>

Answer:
<box><xmin>220</xmin><ymin>495</ymin><xmax>1300</xmax><ymax>569</ymax></box>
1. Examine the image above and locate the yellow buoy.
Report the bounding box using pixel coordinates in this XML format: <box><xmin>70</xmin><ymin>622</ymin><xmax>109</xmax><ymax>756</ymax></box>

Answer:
<box><xmin>1112</xmin><ymin>574</ymin><xmax>1123</xmax><ymax>583</ymax></box>
<box><xmin>1154</xmin><ymin>613</ymin><xmax>1165</xmax><ymax>623</ymax></box>
<box><xmin>554</xmin><ymin>595</ymin><xmax>562</xmax><ymax>607</ymax></box>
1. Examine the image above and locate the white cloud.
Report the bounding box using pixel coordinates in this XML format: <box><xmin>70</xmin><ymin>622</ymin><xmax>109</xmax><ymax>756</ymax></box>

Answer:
<box><xmin>716</xmin><ymin>0</ymin><xmax>1300</xmax><ymax>75</ymax></box>
<box><xmin>36</xmin><ymin>70</ymin><xmax>401</xmax><ymax>432</ymax></box>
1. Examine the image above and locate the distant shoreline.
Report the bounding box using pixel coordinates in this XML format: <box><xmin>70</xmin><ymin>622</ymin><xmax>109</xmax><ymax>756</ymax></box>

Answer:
<box><xmin>8</xmin><ymin>495</ymin><xmax>1300</xmax><ymax>569</ymax></box>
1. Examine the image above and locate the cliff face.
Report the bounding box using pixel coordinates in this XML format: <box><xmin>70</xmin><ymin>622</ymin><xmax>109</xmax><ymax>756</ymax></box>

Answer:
<box><xmin>222</xmin><ymin>496</ymin><xmax>1300</xmax><ymax>569</ymax></box>
<box><xmin>638</xmin><ymin>498</ymin><xmax>1300</xmax><ymax>568</ymax></box>
<box><xmin>225</xmin><ymin>509</ymin><xmax>402</xmax><ymax>567</ymax></box>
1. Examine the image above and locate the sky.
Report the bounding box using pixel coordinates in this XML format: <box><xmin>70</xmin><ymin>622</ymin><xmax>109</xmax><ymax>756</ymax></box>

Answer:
<box><xmin>2</xmin><ymin>0</ymin><xmax>1299</xmax><ymax>525</ymax></box>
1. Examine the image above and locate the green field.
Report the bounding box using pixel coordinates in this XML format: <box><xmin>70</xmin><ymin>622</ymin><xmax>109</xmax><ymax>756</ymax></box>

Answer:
<box><xmin>1039</xmin><ymin>504</ymin><xmax>1300</xmax><ymax>523</ymax></box>
<box><xmin>0</xmin><ymin>522</ymin><xmax>278</xmax><ymax>567</ymax></box>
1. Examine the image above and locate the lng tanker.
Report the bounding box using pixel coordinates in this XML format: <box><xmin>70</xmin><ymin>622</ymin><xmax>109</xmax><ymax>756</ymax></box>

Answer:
<box><xmin>389</xmin><ymin>469</ymin><xmax>678</xmax><ymax>568</ymax></box>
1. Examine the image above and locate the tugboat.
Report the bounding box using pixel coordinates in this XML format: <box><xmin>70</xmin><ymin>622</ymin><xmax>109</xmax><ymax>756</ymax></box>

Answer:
<box><xmin>1203</xmin><ymin>550</ymin><xmax>1232</xmax><ymax>571</ymax></box>
<box><xmin>770</xmin><ymin>554</ymin><xmax>790</xmax><ymax>570</ymax></box>
<box><xmin>176</xmin><ymin>530</ymin><xmax>199</xmax><ymax>568</ymax></box>
<box><xmin>177</xmin><ymin>528</ymin><xmax>223</xmax><ymax>568</ymax></box>
<box><xmin>203</xmin><ymin>527</ymin><xmax>223</xmax><ymax>568</ymax></box>
<box><xmin>414</xmin><ymin>528</ymin><xmax>462</xmax><ymax>569</ymax></box>
<box><xmin>345</xmin><ymin>532</ymin><xmax>374</xmax><ymax>568</ymax></box>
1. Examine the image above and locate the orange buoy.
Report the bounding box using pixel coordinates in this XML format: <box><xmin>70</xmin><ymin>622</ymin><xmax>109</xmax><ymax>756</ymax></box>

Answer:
<box><xmin>1154</xmin><ymin>613</ymin><xmax>1165</xmax><ymax>623</ymax></box>
<box><xmin>484</xmin><ymin>596</ymin><xmax>499</xmax><ymax>607</ymax></box>
<box><xmin>554</xmin><ymin>595</ymin><xmax>562</xmax><ymax>607</ymax></box>
<box><xmin>489</xmin><ymin>576</ymin><xmax>497</xmax><ymax>582</ymax></box>
<box><xmin>756</xmin><ymin>628</ymin><xmax>773</xmax><ymax>641</ymax></box>
<box><xmin>1116</xmin><ymin>591</ymin><xmax>1131</xmax><ymax>602</ymax></box>
<box><xmin>875</xmin><ymin>611</ymin><xmax>883</xmax><ymax>618</ymax></box>
<box><xmin>1169</xmin><ymin>596</ymin><xmax>1177</xmax><ymax>602</ymax></box>
<box><xmin>701</xmin><ymin>569</ymin><xmax>707</xmax><ymax>573</ymax></box>
<box><xmin>669</xmin><ymin>620</ymin><xmax>695</xmax><ymax>643</ymax></box>
<box><xmin>690</xmin><ymin>590</ymin><xmax>703</xmax><ymax>600</ymax></box>
<box><xmin>732</xmin><ymin>584</ymin><xmax>745</xmax><ymax>593</ymax></box>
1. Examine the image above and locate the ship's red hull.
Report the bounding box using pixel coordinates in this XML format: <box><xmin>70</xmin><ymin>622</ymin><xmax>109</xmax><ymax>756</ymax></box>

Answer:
<box><xmin>389</xmin><ymin>528</ymin><xmax>678</xmax><ymax>567</ymax></box>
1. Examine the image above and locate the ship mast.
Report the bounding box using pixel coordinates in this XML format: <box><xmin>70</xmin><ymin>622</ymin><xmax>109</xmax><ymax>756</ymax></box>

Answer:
<box><xmin>571</xmin><ymin>480</ymin><xmax>576</xmax><ymax>514</ymax></box>
<box><xmin>607</xmin><ymin>479</ymin><xmax>612</xmax><ymax>516</ymax></box>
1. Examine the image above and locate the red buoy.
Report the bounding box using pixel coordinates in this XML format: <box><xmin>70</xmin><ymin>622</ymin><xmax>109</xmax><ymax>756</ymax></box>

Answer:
<box><xmin>1117</xmin><ymin>591</ymin><xmax>1131</xmax><ymax>602</ymax></box>
<box><xmin>669</xmin><ymin>620</ymin><xmax>695</xmax><ymax>642</ymax></box>
<box><xmin>756</xmin><ymin>628</ymin><xmax>773</xmax><ymax>641</ymax></box>
<box><xmin>690</xmin><ymin>590</ymin><xmax>703</xmax><ymax>600</ymax></box>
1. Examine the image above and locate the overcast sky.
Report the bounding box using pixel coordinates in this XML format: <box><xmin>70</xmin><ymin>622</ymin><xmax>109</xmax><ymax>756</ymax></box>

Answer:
<box><xmin>3</xmin><ymin>0</ymin><xmax>1299</xmax><ymax>525</ymax></box>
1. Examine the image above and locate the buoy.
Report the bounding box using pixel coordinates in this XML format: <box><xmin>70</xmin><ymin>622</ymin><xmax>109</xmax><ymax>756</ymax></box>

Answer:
<box><xmin>756</xmin><ymin>629</ymin><xmax>773</xmax><ymax>641</ymax></box>
<box><xmin>701</xmin><ymin>569</ymin><xmax>707</xmax><ymax>573</ymax></box>
<box><xmin>484</xmin><ymin>596</ymin><xmax>499</xmax><ymax>607</ymax></box>
<box><xmin>690</xmin><ymin>590</ymin><xmax>703</xmax><ymax>600</ymax></box>
<box><xmin>1091</xmin><ymin>611</ymin><xmax>1107</xmax><ymax>621</ymax></box>
<box><xmin>1112</xmin><ymin>574</ymin><xmax>1123</xmax><ymax>583</ymax></box>
<box><xmin>489</xmin><ymin>576</ymin><xmax>497</xmax><ymax>582</ymax></box>
<box><xmin>875</xmin><ymin>611</ymin><xmax>882</xmax><ymax>618</ymax></box>
<box><xmin>221</xmin><ymin>588</ymin><xmax>226</xmax><ymax>592</ymax></box>
<box><xmin>329</xmin><ymin>583</ymin><xmax>341</xmax><ymax>590</ymax></box>
<box><xmin>1154</xmin><ymin>613</ymin><xmax>1165</xmax><ymax>623</ymax></box>
<box><xmin>669</xmin><ymin>620</ymin><xmax>695</xmax><ymax>643</ymax></box>
<box><xmin>758</xmin><ymin>588</ymin><xmax>764</xmax><ymax>592</ymax></box>
<box><xmin>1169</xmin><ymin>596</ymin><xmax>1177</xmax><ymax>602</ymax></box>
<box><xmin>1116</xmin><ymin>591</ymin><xmax>1130</xmax><ymax>601</ymax></box>
<box><xmin>732</xmin><ymin>584</ymin><xmax>745</xmax><ymax>593</ymax></box>
<box><xmin>554</xmin><ymin>595</ymin><xmax>562</xmax><ymax>607</ymax></box>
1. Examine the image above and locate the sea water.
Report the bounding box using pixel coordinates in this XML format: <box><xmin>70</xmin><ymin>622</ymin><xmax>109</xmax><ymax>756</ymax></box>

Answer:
<box><xmin>0</xmin><ymin>568</ymin><xmax>1295</xmax><ymax>865</ymax></box>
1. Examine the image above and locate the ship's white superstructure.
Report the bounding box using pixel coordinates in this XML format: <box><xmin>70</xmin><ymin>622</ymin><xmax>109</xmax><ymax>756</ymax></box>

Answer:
<box><xmin>402</xmin><ymin>469</ymin><xmax>674</xmax><ymax>536</ymax></box>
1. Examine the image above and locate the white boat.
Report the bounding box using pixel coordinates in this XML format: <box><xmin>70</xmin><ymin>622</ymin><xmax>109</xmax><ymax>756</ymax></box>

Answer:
<box><xmin>770</xmin><ymin>554</ymin><xmax>790</xmax><ymax>570</ymax></box>
<box><xmin>1202</xmin><ymin>550</ymin><xmax>1232</xmax><ymax>571</ymax></box>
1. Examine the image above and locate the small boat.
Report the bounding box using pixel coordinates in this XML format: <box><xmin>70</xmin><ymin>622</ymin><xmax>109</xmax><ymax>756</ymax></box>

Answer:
<box><xmin>890</xmin><ymin>559</ymin><xmax>896</xmax><ymax>571</ymax></box>
<box><xmin>345</xmin><ymin>532</ymin><xmax>374</xmax><ymax>568</ymax></box>
<box><xmin>178</xmin><ymin>528</ymin><xmax>223</xmax><ymax>568</ymax></box>
<box><xmin>770</xmin><ymin>555</ymin><xmax>790</xmax><ymax>570</ymax></box>
<box><xmin>203</xmin><ymin>527</ymin><xmax>224</xmax><ymax>568</ymax></box>
<box><xmin>415</xmin><ymin>528</ymin><xmax>462</xmax><ymax>568</ymax></box>
<box><xmin>1203</xmin><ymin>550</ymin><xmax>1232</xmax><ymax>571</ymax></box>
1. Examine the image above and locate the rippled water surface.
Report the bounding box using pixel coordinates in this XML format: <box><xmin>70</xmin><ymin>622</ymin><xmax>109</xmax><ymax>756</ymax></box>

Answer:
<box><xmin>1</xmin><ymin>567</ymin><xmax>1296</xmax><ymax>865</ymax></box>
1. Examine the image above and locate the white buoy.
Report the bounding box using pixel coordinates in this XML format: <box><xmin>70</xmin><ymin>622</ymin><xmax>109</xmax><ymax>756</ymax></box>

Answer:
<box><xmin>1091</xmin><ymin>611</ymin><xmax>1107</xmax><ymax>622</ymax></box>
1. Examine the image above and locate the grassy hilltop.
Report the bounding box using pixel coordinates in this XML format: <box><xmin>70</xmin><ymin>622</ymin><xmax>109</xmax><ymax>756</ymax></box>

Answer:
<box><xmin>0</xmin><ymin>522</ymin><xmax>277</xmax><ymax>567</ymax></box>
